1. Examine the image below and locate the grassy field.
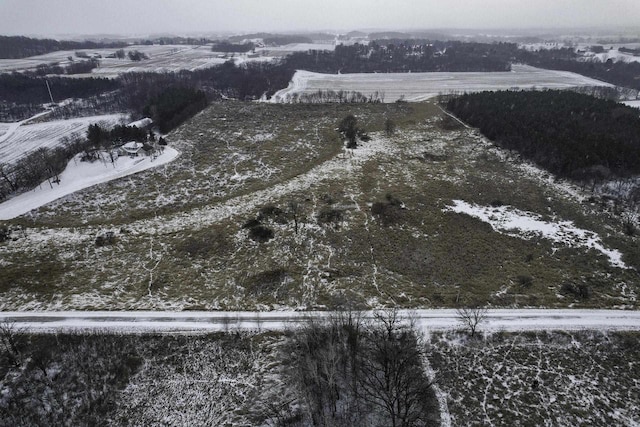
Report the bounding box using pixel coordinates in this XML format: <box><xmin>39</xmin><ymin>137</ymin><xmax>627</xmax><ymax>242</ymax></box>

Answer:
<box><xmin>1</xmin><ymin>327</ymin><xmax>636</xmax><ymax>426</ymax></box>
<box><xmin>0</xmin><ymin>100</ymin><xmax>638</xmax><ymax>310</ymax></box>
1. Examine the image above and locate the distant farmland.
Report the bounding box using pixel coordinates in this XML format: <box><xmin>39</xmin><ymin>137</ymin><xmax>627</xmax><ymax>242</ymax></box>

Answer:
<box><xmin>271</xmin><ymin>64</ymin><xmax>613</xmax><ymax>103</ymax></box>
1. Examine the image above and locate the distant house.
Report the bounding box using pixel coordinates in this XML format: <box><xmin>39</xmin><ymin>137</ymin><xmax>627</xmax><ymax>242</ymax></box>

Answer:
<box><xmin>120</xmin><ymin>141</ymin><xmax>144</xmax><ymax>157</ymax></box>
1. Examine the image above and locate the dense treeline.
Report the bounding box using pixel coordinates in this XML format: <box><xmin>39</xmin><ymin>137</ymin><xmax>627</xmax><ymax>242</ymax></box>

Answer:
<box><xmin>0</xmin><ymin>35</ymin><xmax>125</xmax><ymax>59</ymax></box>
<box><xmin>211</xmin><ymin>41</ymin><xmax>254</xmax><ymax>53</ymax></box>
<box><xmin>285</xmin><ymin>41</ymin><xmax>515</xmax><ymax>73</ymax></box>
<box><xmin>119</xmin><ymin>60</ymin><xmax>294</xmax><ymax>117</ymax></box>
<box><xmin>20</xmin><ymin>59</ymin><xmax>100</xmax><ymax>77</ymax></box>
<box><xmin>446</xmin><ymin>90</ymin><xmax>640</xmax><ymax>181</ymax></box>
<box><xmin>143</xmin><ymin>87</ymin><xmax>208</xmax><ymax>133</ymax></box>
<box><xmin>227</xmin><ymin>32</ymin><xmax>315</xmax><ymax>45</ymax></box>
<box><xmin>0</xmin><ymin>73</ymin><xmax>120</xmax><ymax>104</ymax></box>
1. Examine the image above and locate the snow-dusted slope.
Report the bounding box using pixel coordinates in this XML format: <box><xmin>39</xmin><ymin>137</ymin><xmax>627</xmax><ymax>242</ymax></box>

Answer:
<box><xmin>0</xmin><ymin>147</ymin><xmax>179</xmax><ymax>219</ymax></box>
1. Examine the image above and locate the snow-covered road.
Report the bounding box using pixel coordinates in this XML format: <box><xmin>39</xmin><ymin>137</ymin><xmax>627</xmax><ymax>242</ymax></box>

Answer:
<box><xmin>1</xmin><ymin>309</ymin><xmax>638</xmax><ymax>333</ymax></box>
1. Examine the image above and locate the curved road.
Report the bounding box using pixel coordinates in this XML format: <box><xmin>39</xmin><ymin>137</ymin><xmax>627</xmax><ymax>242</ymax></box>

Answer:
<box><xmin>1</xmin><ymin>309</ymin><xmax>639</xmax><ymax>333</ymax></box>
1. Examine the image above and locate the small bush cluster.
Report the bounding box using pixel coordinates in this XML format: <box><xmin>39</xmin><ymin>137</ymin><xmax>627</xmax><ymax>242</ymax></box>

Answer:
<box><xmin>0</xmin><ymin>225</ymin><xmax>11</xmax><ymax>243</ymax></box>
<box><xmin>316</xmin><ymin>207</ymin><xmax>344</xmax><ymax>226</ymax></box>
<box><xmin>95</xmin><ymin>231</ymin><xmax>117</xmax><ymax>247</ymax></box>
<box><xmin>560</xmin><ymin>282</ymin><xmax>591</xmax><ymax>299</ymax></box>
<box><xmin>371</xmin><ymin>194</ymin><xmax>405</xmax><ymax>226</ymax></box>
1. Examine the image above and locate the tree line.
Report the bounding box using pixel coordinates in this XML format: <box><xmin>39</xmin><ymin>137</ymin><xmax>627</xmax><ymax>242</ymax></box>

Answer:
<box><xmin>285</xmin><ymin>41</ymin><xmax>515</xmax><ymax>73</ymax></box>
<box><xmin>445</xmin><ymin>90</ymin><xmax>640</xmax><ymax>182</ymax></box>
<box><xmin>0</xmin><ymin>35</ymin><xmax>126</xmax><ymax>59</ymax></box>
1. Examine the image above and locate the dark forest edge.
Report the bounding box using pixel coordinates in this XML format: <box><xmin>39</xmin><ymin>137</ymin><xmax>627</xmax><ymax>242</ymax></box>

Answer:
<box><xmin>0</xmin><ymin>35</ymin><xmax>126</xmax><ymax>59</ymax></box>
<box><xmin>443</xmin><ymin>89</ymin><xmax>640</xmax><ymax>188</ymax></box>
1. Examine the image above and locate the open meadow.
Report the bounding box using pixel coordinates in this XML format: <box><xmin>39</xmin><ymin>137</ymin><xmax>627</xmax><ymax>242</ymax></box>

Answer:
<box><xmin>0</xmin><ymin>101</ymin><xmax>637</xmax><ymax>311</ymax></box>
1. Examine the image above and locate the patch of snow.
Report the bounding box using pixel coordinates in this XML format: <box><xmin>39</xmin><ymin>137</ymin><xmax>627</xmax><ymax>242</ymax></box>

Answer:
<box><xmin>445</xmin><ymin>200</ymin><xmax>627</xmax><ymax>269</ymax></box>
<box><xmin>128</xmin><ymin>117</ymin><xmax>153</xmax><ymax>128</ymax></box>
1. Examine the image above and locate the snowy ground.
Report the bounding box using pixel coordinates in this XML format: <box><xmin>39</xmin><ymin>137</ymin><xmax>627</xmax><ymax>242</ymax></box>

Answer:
<box><xmin>0</xmin><ymin>147</ymin><xmax>179</xmax><ymax>220</ymax></box>
<box><xmin>624</xmin><ymin>100</ymin><xmax>640</xmax><ymax>109</ymax></box>
<box><xmin>445</xmin><ymin>200</ymin><xmax>627</xmax><ymax>269</ymax></box>
<box><xmin>270</xmin><ymin>64</ymin><xmax>613</xmax><ymax>103</ymax></box>
<box><xmin>0</xmin><ymin>113</ymin><xmax>126</xmax><ymax>164</ymax></box>
<box><xmin>1</xmin><ymin>309</ymin><xmax>639</xmax><ymax>333</ymax></box>
<box><xmin>0</xmin><ymin>44</ymin><xmax>277</xmax><ymax>78</ymax></box>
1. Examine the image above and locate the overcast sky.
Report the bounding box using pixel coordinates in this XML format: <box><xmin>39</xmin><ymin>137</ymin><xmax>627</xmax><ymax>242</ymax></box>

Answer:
<box><xmin>1</xmin><ymin>0</ymin><xmax>638</xmax><ymax>37</ymax></box>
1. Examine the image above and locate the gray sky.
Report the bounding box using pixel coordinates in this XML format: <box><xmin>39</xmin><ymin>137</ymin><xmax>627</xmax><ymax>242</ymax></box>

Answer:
<box><xmin>0</xmin><ymin>0</ymin><xmax>638</xmax><ymax>37</ymax></box>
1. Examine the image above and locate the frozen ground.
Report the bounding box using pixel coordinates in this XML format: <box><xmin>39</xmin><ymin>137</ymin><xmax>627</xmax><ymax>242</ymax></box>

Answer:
<box><xmin>270</xmin><ymin>64</ymin><xmax>613</xmax><ymax>103</ymax></box>
<box><xmin>0</xmin><ymin>113</ymin><xmax>126</xmax><ymax>164</ymax></box>
<box><xmin>1</xmin><ymin>309</ymin><xmax>639</xmax><ymax>333</ymax></box>
<box><xmin>0</xmin><ymin>147</ymin><xmax>179</xmax><ymax>220</ymax></box>
<box><xmin>445</xmin><ymin>200</ymin><xmax>627</xmax><ymax>269</ymax></box>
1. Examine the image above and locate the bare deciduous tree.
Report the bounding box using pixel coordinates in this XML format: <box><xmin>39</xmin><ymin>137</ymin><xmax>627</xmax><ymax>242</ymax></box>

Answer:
<box><xmin>456</xmin><ymin>305</ymin><xmax>488</xmax><ymax>338</ymax></box>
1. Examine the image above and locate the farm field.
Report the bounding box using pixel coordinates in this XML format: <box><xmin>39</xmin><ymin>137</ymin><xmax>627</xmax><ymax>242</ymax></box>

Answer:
<box><xmin>270</xmin><ymin>64</ymin><xmax>613</xmax><ymax>102</ymax></box>
<box><xmin>0</xmin><ymin>101</ymin><xmax>638</xmax><ymax>311</ymax></box>
<box><xmin>0</xmin><ymin>113</ymin><xmax>126</xmax><ymax>164</ymax></box>
<box><xmin>0</xmin><ymin>44</ymin><xmax>279</xmax><ymax>77</ymax></box>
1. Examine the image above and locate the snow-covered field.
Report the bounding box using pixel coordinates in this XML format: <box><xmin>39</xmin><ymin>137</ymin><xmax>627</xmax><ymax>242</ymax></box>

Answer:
<box><xmin>0</xmin><ymin>113</ymin><xmax>126</xmax><ymax>164</ymax></box>
<box><xmin>0</xmin><ymin>146</ymin><xmax>179</xmax><ymax>220</ymax></box>
<box><xmin>0</xmin><ymin>44</ymin><xmax>276</xmax><ymax>77</ymax></box>
<box><xmin>270</xmin><ymin>64</ymin><xmax>613</xmax><ymax>103</ymax></box>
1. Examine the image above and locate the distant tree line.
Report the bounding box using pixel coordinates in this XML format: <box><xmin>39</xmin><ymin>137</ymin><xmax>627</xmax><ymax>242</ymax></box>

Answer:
<box><xmin>0</xmin><ymin>35</ymin><xmax>126</xmax><ymax>59</ymax></box>
<box><xmin>227</xmin><ymin>32</ymin><xmax>314</xmax><ymax>45</ymax></box>
<box><xmin>277</xmin><ymin>89</ymin><xmax>384</xmax><ymax>104</ymax></box>
<box><xmin>0</xmin><ymin>73</ymin><xmax>120</xmax><ymax>104</ymax></box>
<box><xmin>211</xmin><ymin>42</ymin><xmax>254</xmax><ymax>53</ymax></box>
<box><xmin>445</xmin><ymin>90</ymin><xmax>640</xmax><ymax>182</ymax></box>
<box><xmin>285</xmin><ymin>41</ymin><xmax>516</xmax><ymax>73</ymax></box>
<box><xmin>20</xmin><ymin>59</ymin><xmax>100</xmax><ymax>77</ymax></box>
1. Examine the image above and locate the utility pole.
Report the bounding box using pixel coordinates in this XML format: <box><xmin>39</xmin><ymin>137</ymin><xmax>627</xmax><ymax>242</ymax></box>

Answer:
<box><xmin>45</xmin><ymin>80</ymin><xmax>55</xmax><ymax>105</ymax></box>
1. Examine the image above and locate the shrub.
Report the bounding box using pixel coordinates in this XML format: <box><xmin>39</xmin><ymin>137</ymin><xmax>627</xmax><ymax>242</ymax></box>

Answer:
<box><xmin>317</xmin><ymin>207</ymin><xmax>343</xmax><ymax>225</ymax></box>
<box><xmin>248</xmin><ymin>225</ymin><xmax>274</xmax><ymax>242</ymax></box>
<box><xmin>0</xmin><ymin>225</ymin><xmax>10</xmax><ymax>243</ymax></box>
<box><xmin>257</xmin><ymin>205</ymin><xmax>288</xmax><ymax>224</ymax></box>
<box><xmin>560</xmin><ymin>282</ymin><xmax>591</xmax><ymax>299</ymax></box>
<box><xmin>516</xmin><ymin>275</ymin><xmax>533</xmax><ymax>288</ymax></box>
<box><xmin>95</xmin><ymin>231</ymin><xmax>116</xmax><ymax>247</ymax></box>
<box><xmin>371</xmin><ymin>194</ymin><xmax>404</xmax><ymax>226</ymax></box>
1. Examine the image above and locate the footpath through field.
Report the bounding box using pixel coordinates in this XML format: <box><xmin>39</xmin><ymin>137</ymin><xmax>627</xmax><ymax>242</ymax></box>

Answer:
<box><xmin>1</xmin><ymin>309</ymin><xmax>639</xmax><ymax>333</ymax></box>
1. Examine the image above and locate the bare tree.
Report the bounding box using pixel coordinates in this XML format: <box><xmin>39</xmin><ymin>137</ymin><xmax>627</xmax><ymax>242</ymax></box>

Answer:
<box><xmin>456</xmin><ymin>305</ymin><xmax>488</xmax><ymax>338</ymax></box>
<box><xmin>357</xmin><ymin>310</ymin><xmax>434</xmax><ymax>427</ymax></box>
<box><xmin>287</xmin><ymin>200</ymin><xmax>303</xmax><ymax>234</ymax></box>
<box><xmin>0</xmin><ymin>321</ymin><xmax>24</xmax><ymax>368</ymax></box>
